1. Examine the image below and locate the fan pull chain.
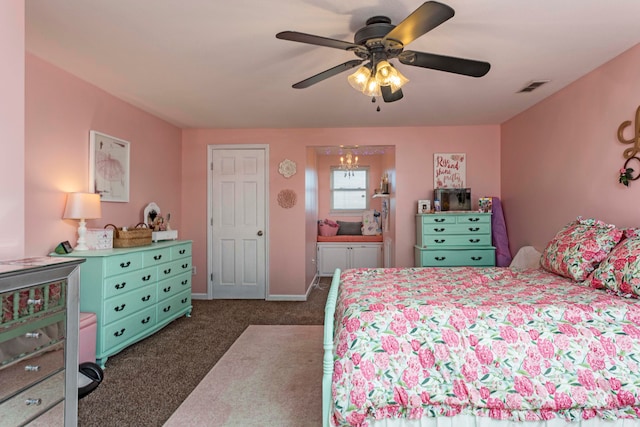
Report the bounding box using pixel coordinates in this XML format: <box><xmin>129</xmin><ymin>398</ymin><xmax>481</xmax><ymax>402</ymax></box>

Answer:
<box><xmin>371</xmin><ymin>96</ymin><xmax>381</xmax><ymax>112</ymax></box>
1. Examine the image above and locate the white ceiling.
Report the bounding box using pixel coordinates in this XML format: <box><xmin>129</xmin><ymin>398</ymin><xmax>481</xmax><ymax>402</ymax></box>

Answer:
<box><xmin>25</xmin><ymin>1</ymin><xmax>640</xmax><ymax>129</ymax></box>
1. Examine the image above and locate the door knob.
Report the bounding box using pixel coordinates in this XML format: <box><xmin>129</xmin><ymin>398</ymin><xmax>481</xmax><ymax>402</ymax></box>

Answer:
<box><xmin>257</xmin><ymin>230</ymin><xmax>263</xmax><ymax>236</ymax></box>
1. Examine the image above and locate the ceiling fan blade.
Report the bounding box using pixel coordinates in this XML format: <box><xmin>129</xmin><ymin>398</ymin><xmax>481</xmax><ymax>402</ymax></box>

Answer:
<box><xmin>381</xmin><ymin>86</ymin><xmax>403</xmax><ymax>103</ymax></box>
<box><xmin>383</xmin><ymin>1</ymin><xmax>454</xmax><ymax>46</ymax></box>
<box><xmin>276</xmin><ymin>31</ymin><xmax>360</xmax><ymax>51</ymax></box>
<box><xmin>399</xmin><ymin>51</ymin><xmax>490</xmax><ymax>77</ymax></box>
<box><xmin>292</xmin><ymin>60</ymin><xmax>364</xmax><ymax>89</ymax></box>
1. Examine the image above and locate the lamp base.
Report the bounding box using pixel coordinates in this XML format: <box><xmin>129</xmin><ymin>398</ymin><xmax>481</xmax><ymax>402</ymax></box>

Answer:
<box><xmin>75</xmin><ymin>218</ymin><xmax>89</xmax><ymax>251</ymax></box>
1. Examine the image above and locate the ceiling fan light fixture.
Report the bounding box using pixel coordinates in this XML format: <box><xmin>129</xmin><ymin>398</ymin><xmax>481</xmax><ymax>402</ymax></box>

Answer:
<box><xmin>363</xmin><ymin>75</ymin><xmax>382</xmax><ymax>97</ymax></box>
<box><xmin>347</xmin><ymin>65</ymin><xmax>371</xmax><ymax>92</ymax></box>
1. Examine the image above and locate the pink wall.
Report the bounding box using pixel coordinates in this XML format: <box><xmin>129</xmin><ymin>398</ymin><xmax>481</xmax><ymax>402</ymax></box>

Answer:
<box><xmin>182</xmin><ymin>126</ymin><xmax>500</xmax><ymax>297</ymax></box>
<box><xmin>25</xmin><ymin>54</ymin><xmax>183</xmax><ymax>256</ymax></box>
<box><xmin>502</xmin><ymin>44</ymin><xmax>640</xmax><ymax>252</ymax></box>
<box><xmin>0</xmin><ymin>1</ymin><xmax>25</xmax><ymax>260</ymax></box>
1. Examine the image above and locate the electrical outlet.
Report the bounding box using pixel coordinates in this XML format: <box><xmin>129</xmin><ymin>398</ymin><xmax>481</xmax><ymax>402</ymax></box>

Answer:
<box><xmin>192</xmin><ymin>266</ymin><xmax>197</xmax><ymax>275</ymax></box>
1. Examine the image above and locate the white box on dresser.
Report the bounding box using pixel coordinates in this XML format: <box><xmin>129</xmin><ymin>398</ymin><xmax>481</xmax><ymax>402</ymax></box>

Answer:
<box><xmin>0</xmin><ymin>257</ymin><xmax>83</xmax><ymax>427</ymax></box>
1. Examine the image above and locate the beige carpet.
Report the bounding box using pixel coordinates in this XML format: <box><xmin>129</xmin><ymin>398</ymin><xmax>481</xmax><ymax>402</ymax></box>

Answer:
<box><xmin>164</xmin><ymin>325</ymin><xmax>323</xmax><ymax>427</ymax></box>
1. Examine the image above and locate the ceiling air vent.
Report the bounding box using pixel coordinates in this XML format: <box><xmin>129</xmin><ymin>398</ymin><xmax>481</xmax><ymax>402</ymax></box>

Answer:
<box><xmin>517</xmin><ymin>80</ymin><xmax>550</xmax><ymax>93</ymax></box>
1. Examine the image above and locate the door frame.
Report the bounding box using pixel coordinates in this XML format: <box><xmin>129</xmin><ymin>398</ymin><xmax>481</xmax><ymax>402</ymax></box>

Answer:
<box><xmin>206</xmin><ymin>144</ymin><xmax>270</xmax><ymax>299</ymax></box>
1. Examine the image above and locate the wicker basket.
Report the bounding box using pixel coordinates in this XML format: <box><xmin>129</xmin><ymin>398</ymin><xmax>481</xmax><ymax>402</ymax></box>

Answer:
<box><xmin>105</xmin><ymin>223</ymin><xmax>152</xmax><ymax>248</ymax></box>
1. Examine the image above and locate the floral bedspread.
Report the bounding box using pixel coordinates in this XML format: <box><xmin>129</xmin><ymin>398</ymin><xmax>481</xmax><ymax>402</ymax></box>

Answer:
<box><xmin>332</xmin><ymin>267</ymin><xmax>640</xmax><ymax>426</ymax></box>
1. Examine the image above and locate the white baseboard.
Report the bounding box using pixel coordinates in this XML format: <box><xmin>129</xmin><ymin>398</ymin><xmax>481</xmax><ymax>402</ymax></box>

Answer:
<box><xmin>191</xmin><ymin>293</ymin><xmax>209</xmax><ymax>300</ymax></box>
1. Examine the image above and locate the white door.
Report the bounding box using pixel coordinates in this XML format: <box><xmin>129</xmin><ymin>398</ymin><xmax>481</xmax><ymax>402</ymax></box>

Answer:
<box><xmin>209</xmin><ymin>147</ymin><xmax>267</xmax><ymax>299</ymax></box>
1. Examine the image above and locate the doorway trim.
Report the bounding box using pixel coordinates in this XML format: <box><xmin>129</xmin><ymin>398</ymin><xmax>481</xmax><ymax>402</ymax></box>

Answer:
<box><xmin>206</xmin><ymin>144</ymin><xmax>270</xmax><ymax>299</ymax></box>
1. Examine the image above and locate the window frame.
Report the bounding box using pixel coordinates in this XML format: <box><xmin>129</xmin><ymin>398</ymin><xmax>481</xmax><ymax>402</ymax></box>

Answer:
<box><xmin>329</xmin><ymin>166</ymin><xmax>370</xmax><ymax>215</ymax></box>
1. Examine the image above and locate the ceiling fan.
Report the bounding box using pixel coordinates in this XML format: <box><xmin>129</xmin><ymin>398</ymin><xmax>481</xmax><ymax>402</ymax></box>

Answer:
<box><xmin>276</xmin><ymin>1</ymin><xmax>490</xmax><ymax>103</ymax></box>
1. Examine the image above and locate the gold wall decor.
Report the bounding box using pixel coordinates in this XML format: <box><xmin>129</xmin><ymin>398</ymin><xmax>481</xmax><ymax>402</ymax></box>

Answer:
<box><xmin>277</xmin><ymin>189</ymin><xmax>297</xmax><ymax>208</ymax></box>
<box><xmin>617</xmin><ymin>105</ymin><xmax>640</xmax><ymax>187</ymax></box>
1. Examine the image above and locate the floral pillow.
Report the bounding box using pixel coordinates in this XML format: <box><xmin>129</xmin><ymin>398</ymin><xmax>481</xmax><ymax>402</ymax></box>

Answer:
<box><xmin>585</xmin><ymin>237</ymin><xmax>640</xmax><ymax>297</ymax></box>
<box><xmin>540</xmin><ymin>217</ymin><xmax>623</xmax><ymax>282</ymax></box>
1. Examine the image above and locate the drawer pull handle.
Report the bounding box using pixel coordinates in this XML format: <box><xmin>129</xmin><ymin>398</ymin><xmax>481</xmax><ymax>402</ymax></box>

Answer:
<box><xmin>469</xmin><ymin>239</ymin><xmax>480</xmax><ymax>243</ymax></box>
<box><xmin>434</xmin><ymin>218</ymin><xmax>445</xmax><ymax>222</ymax></box>
<box><xmin>163</xmin><ymin>286</ymin><xmax>171</xmax><ymax>293</ymax></box>
<box><xmin>115</xmin><ymin>282</ymin><xmax>126</xmax><ymax>290</ymax></box>
<box><xmin>163</xmin><ymin>306</ymin><xmax>171</xmax><ymax>313</ymax></box>
<box><xmin>179</xmin><ymin>249</ymin><xmax>186</xmax><ymax>254</ymax></box>
<box><xmin>142</xmin><ymin>295</ymin><xmax>151</xmax><ymax>302</ymax></box>
<box><xmin>25</xmin><ymin>332</ymin><xmax>41</xmax><ymax>339</ymax></box>
<box><xmin>114</xmin><ymin>304</ymin><xmax>126</xmax><ymax>312</ymax></box>
<box><xmin>114</xmin><ymin>328</ymin><xmax>126</xmax><ymax>337</ymax></box>
<box><xmin>164</xmin><ymin>268</ymin><xmax>172</xmax><ymax>275</ymax></box>
<box><xmin>181</xmin><ymin>297</ymin><xmax>188</xmax><ymax>304</ymax></box>
<box><xmin>434</xmin><ymin>228</ymin><xmax>445</xmax><ymax>232</ymax></box>
<box><xmin>154</xmin><ymin>254</ymin><xmax>162</xmax><ymax>260</ymax></box>
<box><xmin>468</xmin><ymin>218</ymin><xmax>480</xmax><ymax>222</ymax></box>
<box><xmin>182</xmin><ymin>263</ymin><xmax>189</xmax><ymax>269</ymax></box>
<box><xmin>27</xmin><ymin>298</ymin><xmax>43</xmax><ymax>306</ymax></box>
<box><xmin>471</xmin><ymin>256</ymin><xmax>483</xmax><ymax>261</ymax></box>
<box><xmin>435</xmin><ymin>239</ymin><xmax>445</xmax><ymax>243</ymax></box>
<box><xmin>141</xmin><ymin>316</ymin><xmax>151</xmax><ymax>324</ymax></box>
<box><xmin>468</xmin><ymin>227</ymin><xmax>480</xmax><ymax>232</ymax></box>
<box><xmin>181</xmin><ymin>279</ymin><xmax>188</xmax><ymax>285</ymax></box>
<box><xmin>435</xmin><ymin>257</ymin><xmax>446</xmax><ymax>261</ymax></box>
<box><xmin>120</xmin><ymin>261</ymin><xmax>131</xmax><ymax>268</ymax></box>
<box><xmin>142</xmin><ymin>275</ymin><xmax>151</xmax><ymax>281</ymax></box>
<box><xmin>25</xmin><ymin>365</ymin><xmax>40</xmax><ymax>372</ymax></box>
<box><xmin>25</xmin><ymin>398</ymin><xmax>42</xmax><ymax>406</ymax></box>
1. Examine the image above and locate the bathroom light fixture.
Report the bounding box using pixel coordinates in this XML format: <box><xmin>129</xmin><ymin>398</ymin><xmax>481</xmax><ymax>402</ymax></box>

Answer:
<box><xmin>63</xmin><ymin>192</ymin><xmax>102</xmax><ymax>251</ymax></box>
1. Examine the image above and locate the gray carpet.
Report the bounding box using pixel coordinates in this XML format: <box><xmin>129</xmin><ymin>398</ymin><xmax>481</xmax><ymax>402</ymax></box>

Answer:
<box><xmin>78</xmin><ymin>280</ymin><xmax>330</xmax><ymax>427</ymax></box>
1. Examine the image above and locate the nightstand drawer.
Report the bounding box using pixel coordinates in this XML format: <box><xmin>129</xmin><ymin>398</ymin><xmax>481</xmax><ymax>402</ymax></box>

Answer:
<box><xmin>416</xmin><ymin>248</ymin><xmax>495</xmax><ymax>267</ymax></box>
<box><xmin>0</xmin><ymin>344</ymin><xmax>64</xmax><ymax>402</ymax></box>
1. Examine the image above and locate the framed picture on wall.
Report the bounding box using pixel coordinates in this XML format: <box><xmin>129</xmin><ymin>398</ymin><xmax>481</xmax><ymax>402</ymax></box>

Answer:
<box><xmin>89</xmin><ymin>130</ymin><xmax>130</xmax><ymax>202</ymax></box>
<box><xmin>434</xmin><ymin>153</ymin><xmax>466</xmax><ymax>188</ymax></box>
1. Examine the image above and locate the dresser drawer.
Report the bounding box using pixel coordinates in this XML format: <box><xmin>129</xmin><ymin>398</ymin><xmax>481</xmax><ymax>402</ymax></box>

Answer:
<box><xmin>103</xmin><ymin>267</ymin><xmax>156</xmax><ymax>299</ymax></box>
<box><xmin>416</xmin><ymin>248</ymin><xmax>495</xmax><ymax>267</ymax></box>
<box><xmin>0</xmin><ymin>344</ymin><xmax>64</xmax><ymax>403</ymax></box>
<box><xmin>170</xmin><ymin>243</ymin><xmax>192</xmax><ymax>260</ymax></box>
<box><xmin>0</xmin><ymin>313</ymin><xmax>65</xmax><ymax>368</ymax></box>
<box><xmin>158</xmin><ymin>259</ymin><xmax>192</xmax><ymax>281</ymax></box>
<box><xmin>142</xmin><ymin>247</ymin><xmax>171</xmax><ymax>267</ymax></box>
<box><xmin>0</xmin><ymin>369</ymin><xmax>64</xmax><ymax>426</ymax></box>
<box><xmin>157</xmin><ymin>290</ymin><xmax>191</xmax><ymax>324</ymax></box>
<box><xmin>417</xmin><ymin>234</ymin><xmax>492</xmax><ymax>248</ymax></box>
<box><xmin>102</xmin><ymin>284</ymin><xmax>157</xmax><ymax>325</ymax></box>
<box><xmin>105</xmin><ymin>253</ymin><xmax>143</xmax><ymax>277</ymax></box>
<box><xmin>103</xmin><ymin>306</ymin><xmax>157</xmax><ymax>351</ymax></box>
<box><xmin>422</xmin><ymin>223</ymin><xmax>491</xmax><ymax>235</ymax></box>
<box><xmin>158</xmin><ymin>272</ymin><xmax>191</xmax><ymax>302</ymax></box>
<box><xmin>1</xmin><ymin>281</ymin><xmax>65</xmax><ymax>327</ymax></box>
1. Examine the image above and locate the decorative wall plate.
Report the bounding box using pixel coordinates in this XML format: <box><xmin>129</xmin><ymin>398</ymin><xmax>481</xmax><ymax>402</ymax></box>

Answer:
<box><xmin>278</xmin><ymin>159</ymin><xmax>297</xmax><ymax>178</ymax></box>
<box><xmin>277</xmin><ymin>189</ymin><xmax>297</xmax><ymax>208</ymax></box>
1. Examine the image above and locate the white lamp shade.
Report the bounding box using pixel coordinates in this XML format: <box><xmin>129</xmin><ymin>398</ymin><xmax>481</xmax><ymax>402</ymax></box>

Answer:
<box><xmin>63</xmin><ymin>192</ymin><xmax>102</xmax><ymax>220</ymax></box>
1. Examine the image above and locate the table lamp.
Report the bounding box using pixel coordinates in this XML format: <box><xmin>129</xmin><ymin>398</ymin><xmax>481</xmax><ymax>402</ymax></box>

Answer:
<box><xmin>63</xmin><ymin>192</ymin><xmax>102</xmax><ymax>251</ymax></box>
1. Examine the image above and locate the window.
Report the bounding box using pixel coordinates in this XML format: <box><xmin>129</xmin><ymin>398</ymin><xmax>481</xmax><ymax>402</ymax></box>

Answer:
<box><xmin>330</xmin><ymin>167</ymin><xmax>369</xmax><ymax>213</ymax></box>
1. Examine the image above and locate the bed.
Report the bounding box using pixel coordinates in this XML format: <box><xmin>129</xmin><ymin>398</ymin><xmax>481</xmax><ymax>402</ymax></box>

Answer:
<box><xmin>322</xmin><ymin>218</ymin><xmax>640</xmax><ymax>427</ymax></box>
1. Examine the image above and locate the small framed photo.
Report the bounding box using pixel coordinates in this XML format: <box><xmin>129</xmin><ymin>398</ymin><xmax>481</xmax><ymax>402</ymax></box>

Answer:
<box><xmin>89</xmin><ymin>131</ymin><xmax>130</xmax><ymax>202</ymax></box>
<box><xmin>418</xmin><ymin>199</ymin><xmax>431</xmax><ymax>214</ymax></box>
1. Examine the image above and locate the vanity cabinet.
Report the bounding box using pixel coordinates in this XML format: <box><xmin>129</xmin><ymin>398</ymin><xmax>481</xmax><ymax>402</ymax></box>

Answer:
<box><xmin>0</xmin><ymin>257</ymin><xmax>83</xmax><ymax>427</ymax></box>
<box><xmin>53</xmin><ymin>241</ymin><xmax>192</xmax><ymax>367</ymax></box>
<box><xmin>415</xmin><ymin>212</ymin><xmax>495</xmax><ymax>267</ymax></box>
<box><xmin>317</xmin><ymin>243</ymin><xmax>383</xmax><ymax>276</ymax></box>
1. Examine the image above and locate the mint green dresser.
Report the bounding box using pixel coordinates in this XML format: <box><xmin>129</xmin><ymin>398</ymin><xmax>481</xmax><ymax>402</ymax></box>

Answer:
<box><xmin>415</xmin><ymin>212</ymin><xmax>495</xmax><ymax>267</ymax></box>
<box><xmin>53</xmin><ymin>241</ymin><xmax>192</xmax><ymax>367</ymax></box>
